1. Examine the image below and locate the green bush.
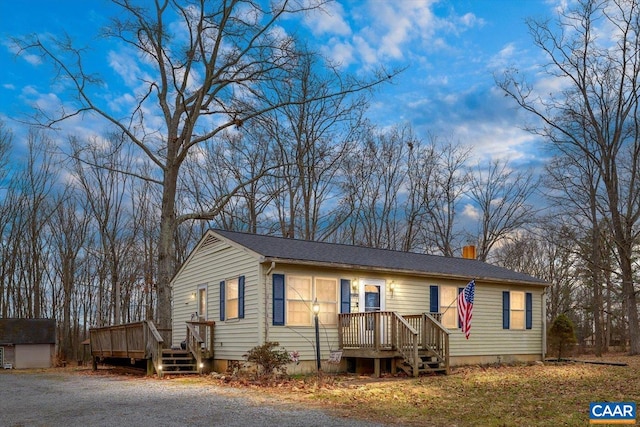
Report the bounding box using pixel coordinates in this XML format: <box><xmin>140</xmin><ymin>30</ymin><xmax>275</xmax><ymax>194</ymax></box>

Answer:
<box><xmin>244</xmin><ymin>341</ymin><xmax>291</xmax><ymax>381</ymax></box>
<box><xmin>548</xmin><ymin>314</ymin><xmax>577</xmax><ymax>361</ymax></box>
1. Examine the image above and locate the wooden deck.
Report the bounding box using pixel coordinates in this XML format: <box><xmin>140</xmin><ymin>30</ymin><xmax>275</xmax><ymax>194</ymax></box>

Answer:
<box><xmin>90</xmin><ymin>313</ymin><xmax>446</xmax><ymax>378</ymax></box>
<box><xmin>338</xmin><ymin>312</ymin><xmax>450</xmax><ymax>377</ymax></box>
<box><xmin>89</xmin><ymin>320</ymin><xmax>214</xmax><ymax>377</ymax></box>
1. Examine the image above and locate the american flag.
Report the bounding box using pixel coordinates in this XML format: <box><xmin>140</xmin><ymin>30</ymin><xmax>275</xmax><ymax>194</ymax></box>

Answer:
<box><xmin>458</xmin><ymin>280</ymin><xmax>475</xmax><ymax>339</ymax></box>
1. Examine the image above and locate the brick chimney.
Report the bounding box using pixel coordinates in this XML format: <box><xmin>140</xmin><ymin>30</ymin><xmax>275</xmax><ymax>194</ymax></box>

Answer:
<box><xmin>462</xmin><ymin>245</ymin><xmax>476</xmax><ymax>259</ymax></box>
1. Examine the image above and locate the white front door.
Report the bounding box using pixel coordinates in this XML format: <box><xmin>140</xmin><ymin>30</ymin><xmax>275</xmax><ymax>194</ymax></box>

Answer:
<box><xmin>358</xmin><ymin>278</ymin><xmax>386</xmax><ymax>313</ymax></box>
<box><xmin>357</xmin><ymin>278</ymin><xmax>387</xmax><ymax>345</ymax></box>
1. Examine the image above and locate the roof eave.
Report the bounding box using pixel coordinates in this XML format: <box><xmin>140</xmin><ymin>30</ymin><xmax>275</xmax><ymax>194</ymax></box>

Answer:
<box><xmin>260</xmin><ymin>257</ymin><xmax>549</xmax><ymax>287</ymax></box>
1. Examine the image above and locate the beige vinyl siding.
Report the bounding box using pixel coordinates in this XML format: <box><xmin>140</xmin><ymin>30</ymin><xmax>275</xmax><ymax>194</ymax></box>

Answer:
<box><xmin>172</xmin><ymin>239</ymin><xmax>262</xmax><ymax>359</ymax></box>
<box><xmin>266</xmin><ymin>265</ymin><xmax>348</xmax><ymax>361</ymax></box>
<box><xmin>380</xmin><ymin>277</ymin><xmax>544</xmax><ymax>357</ymax></box>
<box><xmin>446</xmin><ymin>284</ymin><xmax>543</xmax><ymax>357</ymax></box>
<box><xmin>174</xmin><ymin>233</ymin><xmax>545</xmax><ymax>364</ymax></box>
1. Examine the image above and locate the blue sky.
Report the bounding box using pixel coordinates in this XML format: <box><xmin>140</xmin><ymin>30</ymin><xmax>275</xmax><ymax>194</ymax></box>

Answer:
<box><xmin>0</xmin><ymin>0</ymin><xmax>558</xmax><ymax>169</ymax></box>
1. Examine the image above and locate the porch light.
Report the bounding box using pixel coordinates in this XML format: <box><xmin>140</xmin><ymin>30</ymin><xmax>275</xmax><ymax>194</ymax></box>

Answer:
<box><xmin>389</xmin><ymin>280</ymin><xmax>396</xmax><ymax>296</ymax></box>
<box><xmin>351</xmin><ymin>279</ymin><xmax>358</xmax><ymax>292</ymax></box>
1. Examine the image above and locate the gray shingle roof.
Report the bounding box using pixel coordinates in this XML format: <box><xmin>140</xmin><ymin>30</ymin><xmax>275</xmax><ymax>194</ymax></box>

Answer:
<box><xmin>0</xmin><ymin>318</ymin><xmax>56</xmax><ymax>344</ymax></box>
<box><xmin>212</xmin><ymin>229</ymin><xmax>548</xmax><ymax>286</ymax></box>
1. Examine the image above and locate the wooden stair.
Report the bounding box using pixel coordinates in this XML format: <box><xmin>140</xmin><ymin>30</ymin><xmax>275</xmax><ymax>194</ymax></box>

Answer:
<box><xmin>160</xmin><ymin>349</ymin><xmax>200</xmax><ymax>374</ymax></box>
<box><xmin>397</xmin><ymin>349</ymin><xmax>447</xmax><ymax>376</ymax></box>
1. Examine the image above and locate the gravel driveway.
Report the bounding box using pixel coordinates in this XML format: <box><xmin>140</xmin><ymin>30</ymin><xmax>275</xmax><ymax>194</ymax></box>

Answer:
<box><xmin>0</xmin><ymin>369</ymin><xmax>390</xmax><ymax>427</ymax></box>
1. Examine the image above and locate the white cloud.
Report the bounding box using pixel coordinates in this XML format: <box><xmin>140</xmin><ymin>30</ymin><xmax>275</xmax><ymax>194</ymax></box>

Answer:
<box><xmin>108</xmin><ymin>49</ymin><xmax>142</xmax><ymax>88</ymax></box>
<box><xmin>308</xmin><ymin>0</ymin><xmax>483</xmax><ymax>68</ymax></box>
<box><xmin>304</xmin><ymin>2</ymin><xmax>351</xmax><ymax>36</ymax></box>
<box><xmin>3</xmin><ymin>39</ymin><xmax>43</xmax><ymax>66</ymax></box>
<box><xmin>462</xmin><ymin>203</ymin><xmax>480</xmax><ymax>220</ymax></box>
<box><xmin>487</xmin><ymin>43</ymin><xmax>517</xmax><ymax>69</ymax></box>
<box><xmin>3</xmin><ymin>84</ymin><xmax>16</xmax><ymax>90</ymax></box>
<box><xmin>321</xmin><ymin>38</ymin><xmax>355</xmax><ymax>67</ymax></box>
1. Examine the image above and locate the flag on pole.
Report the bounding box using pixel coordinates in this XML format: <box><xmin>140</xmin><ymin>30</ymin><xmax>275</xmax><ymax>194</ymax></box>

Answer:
<box><xmin>458</xmin><ymin>280</ymin><xmax>475</xmax><ymax>339</ymax></box>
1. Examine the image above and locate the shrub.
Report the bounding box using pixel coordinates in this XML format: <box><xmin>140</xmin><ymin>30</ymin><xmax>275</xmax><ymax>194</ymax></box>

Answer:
<box><xmin>244</xmin><ymin>342</ymin><xmax>291</xmax><ymax>381</ymax></box>
<box><xmin>548</xmin><ymin>314</ymin><xmax>577</xmax><ymax>361</ymax></box>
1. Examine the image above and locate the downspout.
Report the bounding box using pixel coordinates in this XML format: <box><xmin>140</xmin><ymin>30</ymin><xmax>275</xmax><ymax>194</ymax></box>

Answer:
<box><xmin>264</xmin><ymin>262</ymin><xmax>276</xmax><ymax>344</ymax></box>
<box><xmin>542</xmin><ymin>289</ymin><xmax>547</xmax><ymax>360</ymax></box>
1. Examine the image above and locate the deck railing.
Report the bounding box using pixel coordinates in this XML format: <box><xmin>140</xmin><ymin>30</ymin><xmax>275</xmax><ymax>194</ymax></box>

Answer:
<box><xmin>339</xmin><ymin>311</ymin><xmax>396</xmax><ymax>350</ymax></box>
<box><xmin>338</xmin><ymin>311</ymin><xmax>450</xmax><ymax>375</ymax></box>
<box><xmin>185</xmin><ymin>321</ymin><xmax>215</xmax><ymax>372</ymax></box>
<box><xmin>90</xmin><ymin>321</ymin><xmax>146</xmax><ymax>359</ymax></box>
<box><xmin>404</xmin><ymin>313</ymin><xmax>449</xmax><ymax>369</ymax></box>
<box><xmin>90</xmin><ymin>321</ymin><xmax>165</xmax><ymax>375</ymax></box>
<box><xmin>144</xmin><ymin>321</ymin><xmax>164</xmax><ymax>376</ymax></box>
<box><xmin>392</xmin><ymin>314</ymin><xmax>420</xmax><ymax>376</ymax></box>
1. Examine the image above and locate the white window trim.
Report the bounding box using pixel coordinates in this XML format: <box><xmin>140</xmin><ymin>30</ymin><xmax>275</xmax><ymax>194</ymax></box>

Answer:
<box><xmin>440</xmin><ymin>285</ymin><xmax>458</xmax><ymax>329</ymax></box>
<box><xmin>314</xmin><ymin>277</ymin><xmax>338</xmax><ymax>326</ymax></box>
<box><xmin>226</xmin><ymin>277</ymin><xmax>240</xmax><ymax>320</ymax></box>
<box><xmin>197</xmin><ymin>284</ymin><xmax>207</xmax><ymax>320</ymax></box>
<box><xmin>510</xmin><ymin>291</ymin><xmax>525</xmax><ymax>330</ymax></box>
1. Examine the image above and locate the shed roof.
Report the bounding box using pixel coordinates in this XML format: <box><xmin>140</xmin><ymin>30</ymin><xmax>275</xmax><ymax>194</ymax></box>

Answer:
<box><xmin>0</xmin><ymin>318</ymin><xmax>56</xmax><ymax>344</ymax></box>
<box><xmin>211</xmin><ymin>229</ymin><xmax>548</xmax><ymax>286</ymax></box>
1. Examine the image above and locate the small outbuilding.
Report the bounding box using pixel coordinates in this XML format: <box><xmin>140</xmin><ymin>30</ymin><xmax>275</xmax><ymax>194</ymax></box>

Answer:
<box><xmin>0</xmin><ymin>318</ymin><xmax>56</xmax><ymax>369</ymax></box>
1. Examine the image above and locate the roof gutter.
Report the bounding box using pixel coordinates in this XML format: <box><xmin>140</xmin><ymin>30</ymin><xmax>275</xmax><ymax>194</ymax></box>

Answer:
<box><xmin>259</xmin><ymin>257</ymin><xmax>549</xmax><ymax>287</ymax></box>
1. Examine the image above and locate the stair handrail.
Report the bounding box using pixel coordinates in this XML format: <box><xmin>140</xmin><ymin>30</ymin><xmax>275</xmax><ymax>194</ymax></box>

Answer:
<box><xmin>392</xmin><ymin>312</ymin><xmax>420</xmax><ymax>377</ymax></box>
<box><xmin>422</xmin><ymin>312</ymin><xmax>450</xmax><ymax>374</ymax></box>
<box><xmin>185</xmin><ymin>322</ymin><xmax>204</xmax><ymax>373</ymax></box>
<box><xmin>143</xmin><ymin>320</ymin><xmax>164</xmax><ymax>377</ymax></box>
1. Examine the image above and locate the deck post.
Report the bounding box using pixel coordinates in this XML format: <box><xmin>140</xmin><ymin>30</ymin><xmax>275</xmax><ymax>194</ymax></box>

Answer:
<box><xmin>374</xmin><ymin>358</ymin><xmax>380</xmax><ymax>378</ymax></box>
<box><xmin>374</xmin><ymin>312</ymin><xmax>380</xmax><ymax>351</ymax></box>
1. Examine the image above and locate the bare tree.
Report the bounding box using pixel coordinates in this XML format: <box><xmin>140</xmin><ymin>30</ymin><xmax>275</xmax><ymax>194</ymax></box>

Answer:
<box><xmin>14</xmin><ymin>1</ymin><xmax>396</xmax><ymax>328</ymax></box>
<box><xmin>49</xmin><ymin>190</ymin><xmax>91</xmax><ymax>361</ymax></box>
<box><xmin>418</xmin><ymin>138</ymin><xmax>471</xmax><ymax>256</ymax></box>
<box><xmin>467</xmin><ymin>158</ymin><xmax>538</xmax><ymax>261</ymax></box>
<box><xmin>499</xmin><ymin>0</ymin><xmax>640</xmax><ymax>354</ymax></box>
<box><xmin>70</xmin><ymin>134</ymin><xmax>139</xmax><ymax>325</ymax></box>
<box><xmin>261</xmin><ymin>52</ymin><xmax>366</xmax><ymax>240</ymax></box>
<box><xmin>339</xmin><ymin>124</ymin><xmax>409</xmax><ymax>249</ymax></box>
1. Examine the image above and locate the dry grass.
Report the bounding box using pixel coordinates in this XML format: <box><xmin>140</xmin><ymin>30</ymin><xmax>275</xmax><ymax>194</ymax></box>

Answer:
<box><xmin>201</xmin><ymin>354</ymin><xmax>640</xmax><ymax>426</ymax></box>
<box><xmin>61</xmin><ymin>354</ymin><xmax>640</xmax><ymax>426</ymax></box>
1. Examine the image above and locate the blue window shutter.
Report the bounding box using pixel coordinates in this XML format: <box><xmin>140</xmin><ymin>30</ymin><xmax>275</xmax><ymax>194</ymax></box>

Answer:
<box><xmin>273</xmin><ymin>274</ymin><xmax>285</xmax><ymax>326</ymax></box>
<box><xmin>220</xmin><ymin>281</ymin><xmax>225</xmax><ymax>321</ymax></box>
<box><xmin>525</xmin><ymin>292</ymin><xmax>532</xmax><ymax>329</ymax></box>
<box><xmin>238</xmin><ymin>276</ymin><xmax>245</xmax><ymax>319</ymax></box>
<box><xmin>502</xmin><ymin>291</ymin><xmax>510</xmax><ymax>329</ymax></box>
<box><xmin>430</xmin><ymin>285</ymin><xmax>439</xmax><ymax>313</ymax></box>
<box><xmin>340</xmin><ymin>279</ymin><xmax>351</xmax><ymax>314</ymax></box>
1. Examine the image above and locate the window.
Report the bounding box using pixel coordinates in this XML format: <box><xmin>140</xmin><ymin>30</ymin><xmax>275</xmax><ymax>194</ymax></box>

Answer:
<box><xmin>197</xmin><ymin>286</ymin><xmax>207</xmax><ymax>320</ymax></box>
<box><xmin>440</xmin><ymin>286</ymin><xmax>458</xmax><ymax>329</ymax></box>
<box><xmin>220</xmin><ymin>276</ymin><xmax>245</xmax><ymax>321</ymax></box>
<box><xmin>430</xmin><ymin>285</ymin><xmax>459</xmax><ymax>329</ymax></box>
<box><xmin>273</xmin><ymin>275</ymin><xmax>338</xmax><ymax>326</ymax></box>
<box><xmin>510</xmin><ymin>291</ymin><xmax>525</xmax><ymax>330</ymax></box>
<box><xmin>503</xmin><ymin>291</ymin><xmax>533</xmax><ymax>330</ymax></box>
<box><xmin>226</xmin><ymin>278</ymin><xmax>239</xmax><ymax>320</ymax></box>
<box><xmin>316</xmin><ymin>278</ymin><xmax>337</xmax><ymax>325</ymax></box>
<box><xmin>287</xmin><ymin>276</ymin><xmax>312</xmax><ymax>326</ymax></box>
